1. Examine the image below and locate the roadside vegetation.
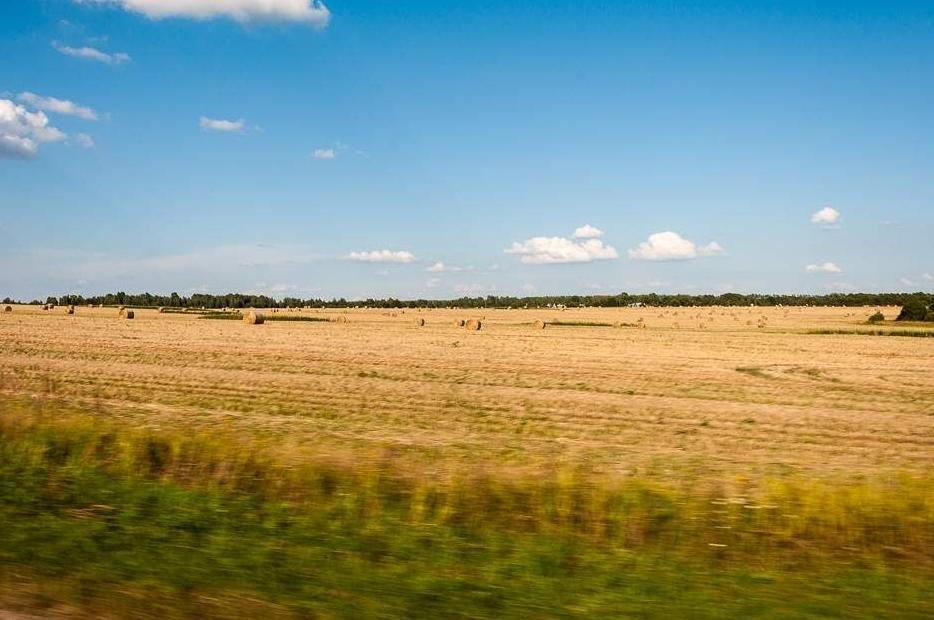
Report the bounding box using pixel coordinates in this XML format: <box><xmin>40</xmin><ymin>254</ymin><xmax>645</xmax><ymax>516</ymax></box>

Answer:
<box><xmin>1</xmin><ymin>396</ymin><xmax>931</xmax><ymax>618</ymax></box>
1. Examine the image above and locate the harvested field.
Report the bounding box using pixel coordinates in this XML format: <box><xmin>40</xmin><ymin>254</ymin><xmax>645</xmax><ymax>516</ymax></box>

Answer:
<box><xmin>0</xmin><ymin>304</ymin><xmax>930</xmax><ymax>476</ymax></box>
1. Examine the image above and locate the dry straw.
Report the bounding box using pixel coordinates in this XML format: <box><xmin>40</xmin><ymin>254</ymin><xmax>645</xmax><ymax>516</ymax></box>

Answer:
<box><xmin>415</xmin><ymin>318</ymin><xmax>426</xmax><ymax>327</ymax></box>
<box><xmin>331</xmin><ymin>315</ymin><xmax>349</xmax><ymax>323</ymax></box>
<box><xmin>120</xmin><ymin>309</ymin><xmax>135</xmax><ymax>320</ymax></box>
<box><xmin>454</xmin><ymin>319</ymin><xmax>466</xmax><ymax>327</ymax></box>
<box><xmin>244</xmin><ymin>311</ymin><xmax>265</xmax><ymax>325</ymax></box>
<box><xmin>2</xmin><ymin>305</ymin><xmax>11</xmax><ymax>313</ymax></box>
<box><xmin>533</xmin><ymin>320</ymin><xmax>546</xmax><ymax>330</ymax></box>
<box><xmin>465</xmin><ymin>319</ymin><xmax>482</xmax><ymax>331</ymax></box>
<box><xmin>65</xmin><ymin>306</ymin><xmax>75</xmax><ymax>315</ymax></box>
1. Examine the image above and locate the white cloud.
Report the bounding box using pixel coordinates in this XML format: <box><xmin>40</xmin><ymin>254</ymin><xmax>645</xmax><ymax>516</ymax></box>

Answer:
<box><xmin>17</xmin><ymin>92</ymin><xmax>98</xmax><ymax>121</ymax></box>
<box><xmin>77</xmin><ymin>0</ymin><xmax>331</xmax><ymax>27</ymax></box>
<box><xmin>0</xmin><ymin>99</ymin><xmax>67</xmax><ymax>159</ymax></box>
<box><xmin>810</xmin><ymin>207</ymin><xmax>840</xmax><ymax>226</ymax></box>
<box><xmin>199</xmin><ymin>116</ymin><xmax>245</xmax><ymax>133</ymax></box>
<box><xmin>923</xmin><ymin>273</ymin><xmax>933</xmax><ymax>282</ymax></box>
<box><xmin>900</xmin><ymin>277</ymin><xmax>914</xmax><ymax>286</ymax></box>
<box><xmin>312</xmin><ymin>148</ymin><xmax>335</xmax><ymax>159</ymax></box>
<box><xmin>52</xmin><ymin>41</ymin><xmax>130</xmax><ymax>65</ymax></box>
<box><xmin>506</xmin><ymin>226</ymin><xmax>618</xmax><ymax>265</ymax></box>
<box><xmin>425</xmin><ymin>277</ymin><xmax>440</xmax><ymax>289</ymax></box>
<box><xmin>627</xmin><ymin>231</ymin><xmax>724</xmax><ymax>261</ymax></box>
<box><xmin>347</xmin><ymin>250</ymin><xmax>415</xmax><ymax>264</ymax></box>
<box><xmin>805</xmin><ymin>262</ymin><xmax>842</xmax><ymax>274</ymax></box>
<box><xmin>74</xmin><ymin>133</ymin><xmax>95</xmax><ymax>148</ymax></box>
<box><xmin>425</xmin><ymin>261</ymin><xmax>463</xmax><ymax>273</ymax></box>
<box><xmin>572</xmin><ymin>224</ymin><xmax>603</xmax><ymax>239</ymax></box>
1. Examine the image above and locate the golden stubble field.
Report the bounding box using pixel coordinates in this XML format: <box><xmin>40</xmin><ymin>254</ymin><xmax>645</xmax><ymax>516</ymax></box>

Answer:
<box><xmin>1</xmin><ymin>304</ymin><xmax>932</xmax><ymax>480</ymax></box>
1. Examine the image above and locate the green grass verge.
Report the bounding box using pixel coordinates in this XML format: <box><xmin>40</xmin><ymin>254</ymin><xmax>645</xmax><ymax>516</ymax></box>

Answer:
<box><xmin>0</xmin><ymin>399</ymin><xmax>931</xmax><ymax>618</ymax></box>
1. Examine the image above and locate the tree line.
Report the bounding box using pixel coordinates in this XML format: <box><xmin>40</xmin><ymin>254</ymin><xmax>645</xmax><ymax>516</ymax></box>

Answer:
<box><xmin>5</xmin><ymin>291</ymin><xmax>932</xmax><ymax>310</ymax></box>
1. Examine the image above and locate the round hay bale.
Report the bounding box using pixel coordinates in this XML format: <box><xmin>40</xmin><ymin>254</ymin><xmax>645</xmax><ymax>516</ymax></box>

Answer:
<box><xmin>331</xmin><ymin>315</ymin><xmax>349</xmax><ymax>323</ymax></box>
<box><xmin>65</xmin><ymin>305</ymin><xmax>75</xmax><ymax>315</ymax></box>
<box><xmin>244</xmin><ymin>311</ymin><xmax>265</xmax><ymax>325</ymax></box>
<box><xmin>532</xmin><ymin>320</ymin><xmax>546</xmax><ymax>330</ymax></box>
<box><xmin>454</xmin><ymin>319</ymin><xmax>465</xmax><ymax>327</ymax></box>
<box><xmin>118</xmin><ymin>305</ymin><xmax>126</xmax><ymax>315</ymax></box>
<box><xmin>414</xmin><ymin>318</ymin><xmax>425</xmax><ymax>327</ymax></box>
<box><xmin>158</xmin><ymin>307</ymin><xmax>165</xmax><ymax>313</ymax></box>
<box><xmin>121</xmin><ymin>310</ymin><xmax>135</xmax><ymax>320</ymax></box>
<box><xmin>465</xmin><ymin>319</ymin><xmax>482</xmax><ymax>331</ymax></box>
<box><xmin>3</xmin><ymin>305</ymin><xmax>11</xmax><ymax>313</ymax></box>
<box><xmin>42</xmin><ymin>304</ymin><xmax>49</xmax><ymax>311</ymax></box>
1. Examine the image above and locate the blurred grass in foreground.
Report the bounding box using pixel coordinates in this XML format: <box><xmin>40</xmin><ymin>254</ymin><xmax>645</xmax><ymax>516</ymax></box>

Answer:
<box><xmin>0</xmin><ymin>397</ymin><xmax>931</xmax><ymax>618</ymax></box>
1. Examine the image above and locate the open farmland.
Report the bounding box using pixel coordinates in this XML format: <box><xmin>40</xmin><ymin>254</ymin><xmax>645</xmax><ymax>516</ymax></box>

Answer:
<box><xmin>0</xmin><ymin>305</ymin><xmax>932</xmax><ymax>618</ymax></box>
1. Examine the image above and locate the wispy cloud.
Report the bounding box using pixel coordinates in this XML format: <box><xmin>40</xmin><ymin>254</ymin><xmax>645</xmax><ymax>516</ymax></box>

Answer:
<box><xmin>74</xmin><ymin>133</ymin><xmax>95</xmax><ymax>148</ymax></box>
<box><xmin>347</xmin><ymin>250</ymin><xmax>415</xmax><ymax>263</ymax></box>
<box><xmin>312</xmin><ymin>148</ymin><xmax>335</xmax><ymax>159</ymax></box>
<box><xmin>52</xmin><ymin>41</ymin><xmax>130</xmax><ymax>65</ymax></box>
<box><xmin>76</xmin><ymin>0</ymin><xmax>331</xmax><ymax>27</ymax></box>
<box><xmin>627</xmin><ymin>232</ymin><xmax>723</xmax><ymax>261</ymax></box>
<box><xmin>17</xmin><ymin>92</ymin><xmax>98</xmax><ymax>121</ymax></box>
<box><xmin>805</xmin><ymin>262</ymin><xmax>842</xmax><ymax>274</ymax></box>
<box><xmin>199</xmin><ymin>116</ymin><xmax>245</xmax><ymax>133</ymax></box>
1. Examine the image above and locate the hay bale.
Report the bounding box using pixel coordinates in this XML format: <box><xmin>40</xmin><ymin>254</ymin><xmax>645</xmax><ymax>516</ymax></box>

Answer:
<box><xmin>118</xmin><ymin>305</ymin><xmax>126</xmax><ymax>315</ymax></box>
<box><xmin>414</xmin><ymin>318</ymin><xmax>425</xmax><ymax>327</ymax></box>
<box><xmin>533</xmin><ymin>320</ymin><xmax>546</xmax><ymax>329</ymax></box>
<box><xmin>121</xmin><ymin>310</ymin><xmax>135</xmax><ymax>320</ymax></box>
<box><xmin>3</xmin><ymin>305</ymin><xmax>11</xmax><ymax>313</ymax></box>
<box><xmin>244</xmin><ymin>311</ymin><xmax>265</xmax><ymax>325</ymax></box>
<box><xmin>157</xmin><ymin>307</ymin><xmax>166</xmax><ymax>313</ymax></box>
<box><xmin>454</xmin><ymin>319</ymin><xmax>465</xmax><ymax>327</ymax></box>
<box><xmin>331</xmin><ymin>315</ymin><xmax>349</xmax><ymax>323</ymax></box>
<box><xmin>465</xmin><ymin>319</ymin><xmax>482</xmax><ymax>331</ymax></box>
<box><xmin>65</xmin><ymin>305</ymin><xmax>75</xmax><ymax>315</ymax></box>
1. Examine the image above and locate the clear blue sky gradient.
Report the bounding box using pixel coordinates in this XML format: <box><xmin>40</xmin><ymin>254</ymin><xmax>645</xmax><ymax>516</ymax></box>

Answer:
<box><xmin>1</xmin><ymin>0</ymin><xmax>932</xmax><ymax>300</ymax></box>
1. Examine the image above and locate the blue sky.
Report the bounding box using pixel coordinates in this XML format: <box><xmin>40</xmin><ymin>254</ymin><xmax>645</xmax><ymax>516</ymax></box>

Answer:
<box><xmin>1</xmin><ymin>0</ymin><xmax>932</xmax><ymax>300</ymax></box>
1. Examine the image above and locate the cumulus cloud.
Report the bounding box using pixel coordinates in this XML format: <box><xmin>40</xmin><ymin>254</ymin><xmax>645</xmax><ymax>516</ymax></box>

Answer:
<box><xmin>199</xmin><ymin>116</ymin><xmax>245</xmax><ymax>133</ymax></box>
<box><xmin>505</xmin><ymin>235</ymin><xmax>618</xmax><ymax>265</ymax></box>
<box><xmin>17</xmin><ymin>92</ymin><xmax>98</xmax><ymax>121</ymax></box>
<box><xmin>347</xmin><ymin>250</ymin><xmax>415</xmax><ymax>264</ymax></box>
<box><xmin>805</xmin><ymin>262</ymin><xmax>842</xmax><ymax>274</ymax></box>
<box><xmin>627</xmin><ymin>232</ymin><xmax>724</xmax><ymax>261</ymax></box>
<box><xmin>572</xmin><ymin>224</ymin><xmax>603</xmax><ymax>239</ymax></box>
<box><xmin>0</xmin><ymin>99</ymin><xmax>67</xmax><ymax>159</ymax></box>
<box><xmin>312</xmin><ymin>148</ymin><xmax>335</xmax><ymax>159</ymax></box>
<box><xmin>811</xmin><ymin>207</ymin><xmax>840</xmax><ymax>226</ymax></box>
<box><xmin>52</xmin><ymin>41</ymin><xmax>130</xmax><ymax>65</ymax></box>
<box><xmin>76</xmin><ymin>0</ymin><xmax>331</xmax><ymax>27</ymax></box>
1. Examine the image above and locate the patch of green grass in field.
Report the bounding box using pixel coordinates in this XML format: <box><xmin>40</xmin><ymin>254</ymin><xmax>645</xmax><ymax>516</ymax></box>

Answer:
<box><xmin>199</xmin><ymin>313</ymin><xmax>329</xmax><ymax>322</ymax></box>
<box><xmin>807</xmin><ymin>329</ymin><xmax>934</xmax><ymax>338</ymax></box>
<box><xmin>0</xmin><ymin>399</ymin><xmax>931</xmax><ymax>618</ymax></box>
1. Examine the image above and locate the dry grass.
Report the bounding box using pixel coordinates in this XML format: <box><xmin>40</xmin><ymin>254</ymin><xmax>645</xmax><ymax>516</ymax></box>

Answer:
<box><xmin>0</xmin><ymin>304</ymin><xmax>930</xmax><ymax>478</ymax></box>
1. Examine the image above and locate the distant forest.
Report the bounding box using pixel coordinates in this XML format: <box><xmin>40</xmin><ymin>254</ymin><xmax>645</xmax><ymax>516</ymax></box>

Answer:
<box><xmin>5</xmin><ymin>291</ymin><xmax>932</xmax><ymax>309</ymax></box>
